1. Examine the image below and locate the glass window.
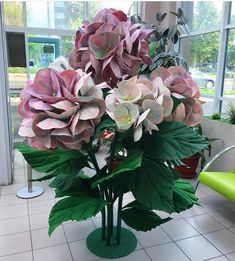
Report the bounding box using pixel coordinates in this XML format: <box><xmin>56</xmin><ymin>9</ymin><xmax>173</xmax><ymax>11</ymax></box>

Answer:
<box><xmin>87</xmin><ymin>1</ymin><xmax>135</xmax><ymax>20</ymax></box>
<box><xmin>26</xmin><ymin>1</ymin><xmax>84</xmax><ymax>30</ymax></box>
<box><xmin>180</xmin><ymin>32</ymin><xmax>220</xmax><ymax>97</ymax></box>
<box><xmin>182</xmin><ymin>1</ymin><xmax>222</xmax><ymax>32</ymax></box>
<box><xmin>3</xmin><ymin>1</ymin><xmax>24</xmax><ymax>27</ymax></box>
<box><xmin>230</xmin><ymin>2</ymin><xmax>235</xmax><ymax>25</ymax></box>
<box><xmin>223</xmin><ymin>29</ymin><xmax>235</xmax><ymax>98</ymax></box>
<box><xmin>60</xmin><ymin>36</ymin><xmax>74</xmax><ymax>57</ymax></box>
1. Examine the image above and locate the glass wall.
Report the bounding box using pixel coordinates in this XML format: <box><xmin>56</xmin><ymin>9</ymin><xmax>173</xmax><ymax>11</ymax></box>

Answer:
<box><xmin>180</xmin><ymin>2</ymin><xmax>235</xmax><ymax>116</ymax></box>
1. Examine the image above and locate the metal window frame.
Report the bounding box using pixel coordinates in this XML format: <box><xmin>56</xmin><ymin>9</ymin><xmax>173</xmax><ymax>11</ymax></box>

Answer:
<box><xmin>179</xmin><ymin>1</ymin><xmax>235</xmax><ymax>114</ymax></box>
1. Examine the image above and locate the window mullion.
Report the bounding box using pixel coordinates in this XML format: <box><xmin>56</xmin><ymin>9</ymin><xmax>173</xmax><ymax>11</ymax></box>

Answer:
<box><xmin>213</xmin><ymin>1</ymin><xmax>231</xmax><ymax>113</ymax></box>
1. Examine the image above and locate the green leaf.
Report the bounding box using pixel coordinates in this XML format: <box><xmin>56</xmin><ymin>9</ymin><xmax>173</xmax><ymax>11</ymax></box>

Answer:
<box><xmin>149</xmin><ymin>42</ymin><xmax>157</xmax><ymax>58</ymax></box>
<box><xmin>49</xmin><ymin>158</ymin><xmax>88</xmax><ymax>192</ymax></box>
<box><xmin>17</xmin><ymin>145</ymin><xmax>85</xmax><ymax>173</ymax></box>
<box><xmin>172</xmin><ymin>180</ymin><xmax>199</xmax><ymax>212</ymax></box>
<box><xmin>127</xmin><ymin>156</ymin><xmax>174</xmax><ymax>212</ymax></box>
<box><xmin>95</xmin><ymin>117</ymin><xmax>116</xmax><ymax>135</ymax></box>
<box><xmin>121</xmin><ymin>208</ymin><xmax>172</xmax><ymax>231</ymax></box>
<box><xmin>141</xmin><ymin>121</ymin><xmax>208</xmax><ymax>161</ymax></box>
<box><xmin>92</xmin><ymin>148</ymin><xmax>143</xmax><ymax>187</ymax></box>
<box><xmin>49</xmin><ymin>196</ymin><xmax>109</xmax><ymax>236</ymax></box>
<box><xmin>123</xmin><ymin>200</ymin><xmax>151</xmax><ymax>211</ymax></box>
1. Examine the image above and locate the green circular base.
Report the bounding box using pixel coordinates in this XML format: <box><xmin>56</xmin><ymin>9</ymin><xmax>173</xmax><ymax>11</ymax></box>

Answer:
<box><xmin>86</xmin><ymin>227</ymin><xmax>137</xmax><ymax>259</ymax></box>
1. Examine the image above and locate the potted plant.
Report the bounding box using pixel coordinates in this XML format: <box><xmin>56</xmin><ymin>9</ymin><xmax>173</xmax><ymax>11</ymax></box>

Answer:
<box><xmin>17</xmin><ymin>8</ymin><xmax>207</xmax><ymax>259</ymax></box>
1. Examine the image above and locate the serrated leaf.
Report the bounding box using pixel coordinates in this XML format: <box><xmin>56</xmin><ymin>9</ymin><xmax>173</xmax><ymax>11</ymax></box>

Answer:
<box><xmin>17</xmin><ymin>145</ymin><xmax>85</xmax><ymax>173</ymax></box>
<box><xmin>127</xmin><ymin>156</ymin><xmax>174</xmax><ymax>212</ymax></box>
<box><xmin>141</xmin><ymin>121</ymin><xmax>208</xmax><ymax>161</ymax></box>
<box><xmin>49</xmin><ymin>159</ymin><xmax>86</xmax><ymax>192</ymax></box>
<box><xmin>92</xmin><ymin>148</ymin><xmax>143</xmax><ymax>187</ymax></box>
<box><xmin>172</xmin><ymin>180</ymin><xmax>199</xmax><ymax>212</ymax></box>
<box><xmin>49</xmin><ymin>196</ymin><xmax>109</xmax><ymax>235</ymax></box>
<box><xmin>121</xmin><ymin>207</ymin><xmax>171</xmax><ymax>231</ymax></box>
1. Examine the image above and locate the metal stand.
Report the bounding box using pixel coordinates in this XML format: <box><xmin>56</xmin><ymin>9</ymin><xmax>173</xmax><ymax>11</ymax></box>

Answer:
<box><xmin>16</xmin><ymin>164</ymin><xmax>44</xmax><ymax>199</ymax></box>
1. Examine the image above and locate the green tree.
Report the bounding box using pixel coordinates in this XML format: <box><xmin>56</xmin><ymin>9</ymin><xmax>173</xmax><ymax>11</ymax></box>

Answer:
<box><xmin>187</xmin><ymin>2</ymin><xmax>221</xmax><ymax>67</ymax></box>
<box><xmin>3</xmin><ymin>2</ymin><xmax>24</xmax><ymax>26</ymax></box>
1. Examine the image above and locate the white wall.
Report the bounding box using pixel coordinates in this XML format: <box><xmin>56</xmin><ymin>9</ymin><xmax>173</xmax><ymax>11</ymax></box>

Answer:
<box><xmin>0</xmin><ymin>4</ymin><xmax>13</xmax><ymax>185</ymax></box>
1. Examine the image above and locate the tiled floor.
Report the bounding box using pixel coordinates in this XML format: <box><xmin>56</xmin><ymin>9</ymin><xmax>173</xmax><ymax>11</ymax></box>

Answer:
<box><xmin>0</xmin><ymin>148</ymin><xmax>235</xmax><ymax>261</ymax></box>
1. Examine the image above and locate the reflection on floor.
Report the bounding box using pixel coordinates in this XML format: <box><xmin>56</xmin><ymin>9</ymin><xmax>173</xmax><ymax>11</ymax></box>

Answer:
<box><xmin>0</xmin><ymin>147</ymin><xmax>235</xmax><ymax>261</ymax></box>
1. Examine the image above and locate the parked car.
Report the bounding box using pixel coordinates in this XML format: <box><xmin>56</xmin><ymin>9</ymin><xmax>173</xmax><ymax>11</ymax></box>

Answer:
<box><xmin>189</xmin><ymin>68</ymin><xmax>215</xmax><ymax>89</ymax></box>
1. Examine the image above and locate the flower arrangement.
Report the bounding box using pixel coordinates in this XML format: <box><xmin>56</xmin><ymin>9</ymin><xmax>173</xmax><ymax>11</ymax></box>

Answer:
<box><xmin>18</xmin><ymin>8</ymin><xmax>207</xmax><ymax>259</ymax></box>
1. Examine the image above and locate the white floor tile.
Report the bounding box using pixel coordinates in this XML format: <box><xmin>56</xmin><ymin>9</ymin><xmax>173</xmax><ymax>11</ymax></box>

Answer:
<box><xmin>0</xmin><ymin>251</ymin><xmax>33</xmax><ymax>261</ymax></box>
<box><xmin>0</xmin><ymin>204</ymin><xmax>28</xmax><ymax>220</ymax></box>
<box><xmin>0</xmin><ymin>194</ymin><xmax>26</xmax><ymax>207</ymax></box>
<box><xmin>210</xmin><ymin>256</ymin><xmax>230</xmax><ymax>261</ymax></box>
<box><xmin>227</xmin><ymin>252</ymin><xmax>235</xmax><ymax>261</ymax></box>
<box><xmin>115</xmin><ymin>250</ymin><xmax>151</xmax><ymax>261</ymax></box>
<box><xmin>70</xmin><ymin>239</ymin><xmax>103</xmax><ymax>261</ymax></box>
<box><xmin>204</xmin><ymin>229</ymin><xmax>235</xmax><ymax>254</ymax></box>
<box><xmin>186</xmin><ymin>213</ymin><xmax>225</xmax><ymax>234</ymax></box>
<box><xmin>33</xmin><ymin>244</ymin><xmax>72</xmax><ymax>261</ymax></box>
<box><xmin>1</xmin><ymin>184</ymin><xmax>25</xmax><ymax>195</ymax></box>
<box><xmin>29</xmin><ymin>212</ymin><xmax>50</xmax><ymax>230</ymax></box>
<box><xmin>200</xmin><ymin>198</ymin><xmax>228</xmax><ymax>213</ymax></box>
<box><xmin>179</xmin><ymin>205</ymin><xmax>205</xmax><ymax>218</ymax></box>
<box><xmin>161</xmin><ymin>219</ymin><xmax>199</xmax><ymax>240</ymax></box>
<box><xmin>0</xmin><ymin>232</ymin><xmax>31</xmax><ymax>256</ymax></box>
<box><xmin>0</xmin><ymin>216</ymin><xmax>29</xmax><ymax>236</ymax></box>
<box><xmin>63</xmin><ymin>220</ymin><xmax>95</xmax><ymax>242</ymax></box>
<box><xmin>31</xmin><ymin>226</ymin><xmax>67</xmax><ymax>249</ymax></box>
<box><xmin>208</xmin><ymin>209</ymin><xmax>235</xmax><ymax>228</ymax></box>
<box><xmin>146</xmin><ymin>242</ymin><xmax>189</xmax><ymax>261</ymax></box>
<box><xmin>133</xmin><ymin>227</ymin><xmax>171</xmax><ymax>248</ymax></box>
<box><xmin>176</xmin><ymin>235</ymin><xmax>221</xmax><ymax>261</ymax></box>
<box><xmin>28</xmin><ymin>199</ymin><xmax>55</xmax><ymax>215</ymax></box>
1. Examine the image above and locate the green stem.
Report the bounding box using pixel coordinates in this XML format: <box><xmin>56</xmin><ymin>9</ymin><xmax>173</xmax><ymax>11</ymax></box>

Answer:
<box><xmin>106</xmin><ymin>130</ymin><xmax>119</xmax><ymax>246</ymax></box>
<box><xmin>116</xmin><ymin>194</ymin><xmax>123</xmax><ymax>245</ymax></box>
<box><xmin>88</xmin><ymin>150</ymin><xmax>106</xmax><ymax>241</ymax></box>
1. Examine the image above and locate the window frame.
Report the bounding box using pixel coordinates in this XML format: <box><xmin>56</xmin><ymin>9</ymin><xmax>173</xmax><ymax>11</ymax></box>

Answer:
<box><xmin>179</xmin><ymin>1</ymin><xmax>235</xmax><ymax>114</ymax></box>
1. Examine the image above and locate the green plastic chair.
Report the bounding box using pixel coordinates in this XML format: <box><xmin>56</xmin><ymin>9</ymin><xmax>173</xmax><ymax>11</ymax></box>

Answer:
<box><xmin>196</xmin><ymin>145</ymin><xmax>235</xmax><ymax>202</ymax></box>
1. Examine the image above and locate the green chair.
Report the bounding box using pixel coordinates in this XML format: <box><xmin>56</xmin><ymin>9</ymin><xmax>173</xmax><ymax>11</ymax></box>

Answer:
<box><xmin>196</xmin><ymin>145</ymin><xmax>235</xmax><ymax>202</ymax></box>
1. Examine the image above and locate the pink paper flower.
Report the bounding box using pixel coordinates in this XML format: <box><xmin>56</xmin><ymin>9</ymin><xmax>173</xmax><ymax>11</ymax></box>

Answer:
<box><xmin>150</xmin><ymin>66</ymin><xmax>203</xmax><ymax>126</ymax></box>
<box><xmin>69</xmin><ymin>8</ymin><xmax>152</xmax><ymax>88</ymax></box>
<box><xmin>18</xmin><ymin>68</ymin><xmax>105</xmax><ymax>150</ymax></box>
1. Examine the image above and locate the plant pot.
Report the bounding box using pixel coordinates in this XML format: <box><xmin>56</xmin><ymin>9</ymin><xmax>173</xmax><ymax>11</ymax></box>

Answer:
<box><xmin>175</xmin><ymin>154</ymin><xmax>201</xmax><ymax>179</ymax></box>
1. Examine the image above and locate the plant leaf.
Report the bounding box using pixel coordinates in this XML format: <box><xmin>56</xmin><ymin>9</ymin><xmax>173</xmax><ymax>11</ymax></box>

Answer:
<box><xmin>49</xmin><ymin>196</ymin><xmax>109</xmax><ymax>236</ymax></box>
<box><xmin>95</xmin><ymin>117</ymin><xmax>116</xmax><ymax>135</ymax></box>
<box><xmin>127</xmin><ymin>156</ymin><xmax>174</xmax><ymax>212</ymax></box>
<box><xmin>92</xmin><ymin>147</ymin><xmax>143</xmax><ymax>187</ymax></box>
<box><xmin>141</xmin><ymin>121</ymin><xmax>208</xmax><ymax>161</ymax></box>
<box><xmin>121</xmin><ymin>207</ymin><xmax>171</xmax><ymax>231</ymax></box>
<box><xmin>172</xmin><ymin>180</ymin><xmax>199</xmax><ymax>212</ymax></box>
<box><xmin>17</xmin><ymin>145</ymin><xmax>85</xmax><ymax>173</ymax></box>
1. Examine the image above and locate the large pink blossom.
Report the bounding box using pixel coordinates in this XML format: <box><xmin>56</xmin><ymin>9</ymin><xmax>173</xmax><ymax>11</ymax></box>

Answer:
<box><xmin>150</xmin><ymin>66</ymin><xmax>203</xmax><ymax>126</ymax></box>
<box><xmin>18</xmin><ymin>68</ymin><xmax>105</xmax><ymax>150</ymax></box>
<box><xmin>69</xmin><ymin>8</ymin><xmax>152</xmax><ymax>88</ymax></box>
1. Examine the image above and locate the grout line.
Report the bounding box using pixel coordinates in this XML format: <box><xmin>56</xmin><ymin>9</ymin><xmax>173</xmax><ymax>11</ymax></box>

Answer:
<box><xmin>26</xmin><ymin>199</ymin><xmax>35</xmax><ymax>261</ymax></box>
<box><xmin>0</xmin><ymin>250</ymin><xmax>33</xmax><ymax>259</ymax></box>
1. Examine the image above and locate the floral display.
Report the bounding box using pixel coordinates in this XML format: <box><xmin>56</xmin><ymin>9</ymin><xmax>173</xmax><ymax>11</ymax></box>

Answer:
<box><xmin>18</xmin><ymin>68</ymin><xmax>105</xmax><ymax>150</ymax></box>
<box><xmin>69</xmin><ymin>8</ymin><xmax>152</xmax><ymax>87</ymax></box>
<box><xmin>18</xmin><ymin>8</ymin><xmax>208</xmax><ymax>259</ymax></box>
